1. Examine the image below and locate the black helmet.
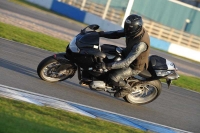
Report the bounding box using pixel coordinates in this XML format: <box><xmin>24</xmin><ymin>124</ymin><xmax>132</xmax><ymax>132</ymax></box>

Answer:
<box><xmin>124</xmin><ymin>14</ymin><xmax>143</xmax><ymax>37</ymax></box>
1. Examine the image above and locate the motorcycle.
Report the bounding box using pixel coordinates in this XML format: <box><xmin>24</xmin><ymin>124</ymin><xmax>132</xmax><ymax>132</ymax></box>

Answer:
<box><xmin>37</xmin><ymin>24</ymin><xmax>179</xmax><ymax>105</ymax></box>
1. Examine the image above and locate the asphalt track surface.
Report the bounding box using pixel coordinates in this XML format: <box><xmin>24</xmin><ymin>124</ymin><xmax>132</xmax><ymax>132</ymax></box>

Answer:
<box><xmin>0</xmin><ymin>0</ymin><xmax>200</xmax><ymax>132</ymax></box>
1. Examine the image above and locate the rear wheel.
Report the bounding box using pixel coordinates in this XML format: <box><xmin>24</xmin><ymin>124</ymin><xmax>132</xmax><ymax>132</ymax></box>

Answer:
<box><xmin>123</xmin><ymin>80</ymin><xmax>162</xmax><ymax>105</ymax></box>
<box><xmin>37</xmin><ymin>56</ymin><xmax>76</xmax><ymax>82</ymax></box>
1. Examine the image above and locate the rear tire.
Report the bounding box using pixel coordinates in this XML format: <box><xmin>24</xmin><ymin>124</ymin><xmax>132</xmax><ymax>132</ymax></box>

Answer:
<box><xmin>123</xmin><ymin>80</ymin><xmax>162</xmax><ymax>105</ymax></box>
<box><xmin>37</xmin><ymin>56</ymin><xmax>75</xmax><ymax>82</ymax></box>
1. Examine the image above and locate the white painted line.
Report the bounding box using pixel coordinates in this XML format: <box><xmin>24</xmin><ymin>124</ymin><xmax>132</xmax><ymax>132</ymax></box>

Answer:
<box><xmin>0</xmin><ymin>84</ymin><xmax>96</xmax><ymax>118</ymax></box>
<box><xmin>0</xmin><ymin>84</ymin><xmax>191</xmax><ymax>133</ymax></box>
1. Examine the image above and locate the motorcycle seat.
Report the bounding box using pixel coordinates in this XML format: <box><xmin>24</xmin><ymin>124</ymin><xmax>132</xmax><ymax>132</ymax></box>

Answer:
<box><xmin>139</xmin><ymin>70</ymin><xmax>152</xmax><ymax>78</ymax></box>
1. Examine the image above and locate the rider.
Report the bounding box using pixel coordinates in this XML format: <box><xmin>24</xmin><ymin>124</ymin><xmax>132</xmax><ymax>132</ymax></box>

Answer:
<box><xmin>97</xmin><ymin>14</ymin><xmax>150</xmax><ymax>98</ymax></box>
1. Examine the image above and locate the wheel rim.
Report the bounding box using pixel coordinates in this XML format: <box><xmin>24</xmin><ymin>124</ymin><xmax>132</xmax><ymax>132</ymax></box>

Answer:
<box><xmin>126</xmin><ymin>84</ymin><xmax>158</xmax><ymax>104</ymax></box>
<box><xmin>41</xmin><ymin>62</ymin><xmax>70</xmax><ymax>81</ymax></box>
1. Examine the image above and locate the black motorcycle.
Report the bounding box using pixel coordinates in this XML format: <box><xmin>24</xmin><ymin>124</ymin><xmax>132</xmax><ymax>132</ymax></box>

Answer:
<box><xmin>37</xmin><ymin>24</ymin><xmax>179</xmax><ymax>105</ymax></box>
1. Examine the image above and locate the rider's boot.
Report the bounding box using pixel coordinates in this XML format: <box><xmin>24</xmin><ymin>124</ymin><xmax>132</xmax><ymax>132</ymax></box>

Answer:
<box><xmin>114</xmin><ymin>83</ymin><xmax>132</xmax><ymax>98</ymax></box>
<box><xmin>80</xmin><ymin>70</ymin><xmax>92</xmax><ymax>86</ymax></box>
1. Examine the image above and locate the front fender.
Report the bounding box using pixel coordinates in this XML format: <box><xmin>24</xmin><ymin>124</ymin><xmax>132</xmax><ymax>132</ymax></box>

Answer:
<box><xmin>53</xmin><ymin>52</ymin><xmax>77</xmax><ymax>72</ymax></box>
<box><xmin>53</xmin><ymin>53</ymin><xmax>74</xmax><ymax>65</ymax></box>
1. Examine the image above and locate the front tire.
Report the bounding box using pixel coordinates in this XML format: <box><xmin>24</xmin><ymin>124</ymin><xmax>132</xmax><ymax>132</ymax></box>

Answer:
<box><xmin>37</xmin><ymin>56</ymin><xmax>75</xmax><ymax>82</ymax></box>
<box><xmin>123</xmin><ymin>80</ymin><xmax>162</xmax><ymax>105</ymax></box>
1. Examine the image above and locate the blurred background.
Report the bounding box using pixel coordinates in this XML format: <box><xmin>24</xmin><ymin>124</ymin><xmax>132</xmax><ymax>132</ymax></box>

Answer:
<box><xmin>59</xmin><ymin>0</ymin><xmax>200</xmax><ymax>52</ymax></box>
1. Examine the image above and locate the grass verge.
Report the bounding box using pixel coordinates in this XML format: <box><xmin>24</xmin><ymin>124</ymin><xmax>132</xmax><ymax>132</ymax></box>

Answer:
<box><xmin>0</xmin><ymin>97</ymin><xmax>144</xmax><ymax>133</ymax></box>
<box><xmin>0</xmin><ymin>22</ymin><xmax>68</xmax><ymax>52</ymax></box>
<box><xmin>0</xmin><ymin>22</ymin><xmax>200</xmax><ymax>93</ymax></box>
<box><xmin>168</xmin><ymin>74</ymin><xmax>200</xmax><ymax>92</ymax></box>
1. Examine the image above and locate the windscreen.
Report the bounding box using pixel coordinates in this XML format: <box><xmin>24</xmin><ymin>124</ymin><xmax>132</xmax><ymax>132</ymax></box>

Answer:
<box><xmin>76</xmin><ymin>32</ymin><xmax>99</xmax><ymax>49</ymax></box>
<box><xmin>69</xmin><ymin>37</ymin><xmax>80</xmax><ymax>53</ymax></box>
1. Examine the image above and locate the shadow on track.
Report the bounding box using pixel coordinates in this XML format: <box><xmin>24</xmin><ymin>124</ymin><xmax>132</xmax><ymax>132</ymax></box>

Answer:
<box><xmin>0</xmin><ymin>58</ymin><xmax>39</xmax><ymax>79</ymax></box>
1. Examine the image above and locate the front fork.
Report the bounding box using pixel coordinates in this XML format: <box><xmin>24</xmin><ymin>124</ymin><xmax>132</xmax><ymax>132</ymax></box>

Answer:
<box><xmin>53</xmin><ymin>53</ymin><xmax>77</xmax><ymax>78</ymax></box>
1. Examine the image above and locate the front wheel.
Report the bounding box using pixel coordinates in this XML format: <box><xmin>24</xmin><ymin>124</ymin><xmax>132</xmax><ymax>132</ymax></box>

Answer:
<box><xmin>37</xmin><ymin>56</ymin><xmax>76</xmax><ymax>82</ymax></box>
<box><xmin>123</xmin><ymin>80</ymin><xmax>162</xmax><ymax>105</ymax></box>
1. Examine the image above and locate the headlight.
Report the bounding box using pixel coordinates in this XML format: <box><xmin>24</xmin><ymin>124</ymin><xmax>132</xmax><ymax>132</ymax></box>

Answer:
<box><xmin>155</xmin><ymin>70</ymin><xmax>175</xmax><ymax>77</ymax></box>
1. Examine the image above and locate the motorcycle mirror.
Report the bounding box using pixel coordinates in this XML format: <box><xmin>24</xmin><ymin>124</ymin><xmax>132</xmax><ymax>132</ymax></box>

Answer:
<box><xmin>81</xmin><ymin>24</ymin><xmax>100</xmax><ymax>34</ymax></box>
<box><xmin>88</xmin><ymin>24</ymin><xmax>99</xmax><ymax>31</ymax></box>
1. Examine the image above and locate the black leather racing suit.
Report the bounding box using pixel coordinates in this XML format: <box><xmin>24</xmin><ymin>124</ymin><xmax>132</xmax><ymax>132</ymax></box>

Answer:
<box><xmin>99</xmin><ymin>29</ymin><xmax>148</xmax><ymax>93</ymax></box>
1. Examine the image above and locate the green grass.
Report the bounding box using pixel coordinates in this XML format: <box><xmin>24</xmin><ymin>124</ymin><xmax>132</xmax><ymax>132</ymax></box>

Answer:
<box><xmin>171</xmin><ymin>74</ymin><xmax>200</xmax><ymax>92</ymax></box>
<box><xmin>0</xmin><ymin>22</ymin><xmax>68</xmax><ymax>52</ymax></box>
<box><xmin>0</xmin><ymin>97</ymin><xmax>144</xmax><ymax>133</ymax></box>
